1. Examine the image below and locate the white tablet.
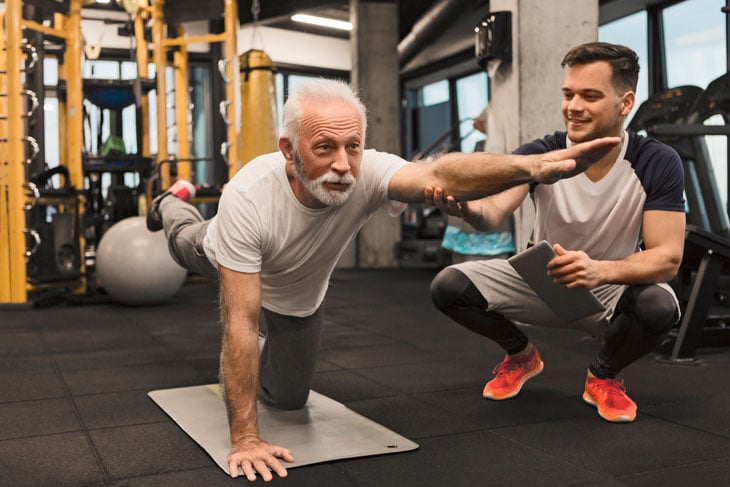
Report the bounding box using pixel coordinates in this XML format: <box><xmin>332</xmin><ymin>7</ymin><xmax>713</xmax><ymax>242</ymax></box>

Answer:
<box><xmin>508</xmin><ymin>240</ymin><xmax>606</xmax><ymax>321</ymax></box>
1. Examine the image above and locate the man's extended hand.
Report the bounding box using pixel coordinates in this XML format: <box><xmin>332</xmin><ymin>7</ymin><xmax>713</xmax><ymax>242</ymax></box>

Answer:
<box><xmin>532</xmin><ymin>136</ymin><xmax>621</xmax><ymax>184</ymax></box>
<box><xmin>227</xmin><ymin>435</ymin><xmax>294</xmax><ymax>482</ymax></box>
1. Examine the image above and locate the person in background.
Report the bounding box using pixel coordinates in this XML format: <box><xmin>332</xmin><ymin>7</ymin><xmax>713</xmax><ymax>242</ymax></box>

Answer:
<box><xmin>440</xmin><ymin>103</ymin><xmax>516</xmax><ymax>264</ymax></box>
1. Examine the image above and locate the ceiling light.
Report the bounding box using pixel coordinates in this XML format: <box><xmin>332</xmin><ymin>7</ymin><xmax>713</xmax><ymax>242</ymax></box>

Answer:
<box><xmin>291</xmin><ymin>14</ymin><xmax>352</xmax><ymax>31</ymax></box>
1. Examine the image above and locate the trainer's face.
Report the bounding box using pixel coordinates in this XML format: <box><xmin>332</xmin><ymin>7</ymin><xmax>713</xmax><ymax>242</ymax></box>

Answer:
<box><xmin>281</xmin><ymin>100</ymin><xmax>363</xmax><ymax>208</ymax></box>
<box><xmin>561</xmin><ymin>61</ymin><xmax>634</xmax><ymax>143</ymax></box>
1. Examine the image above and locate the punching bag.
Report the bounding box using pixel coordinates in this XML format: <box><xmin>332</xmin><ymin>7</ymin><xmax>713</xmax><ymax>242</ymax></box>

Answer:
<box><xmin>239</xmin><ymin>49</ymin><xmax>278</xmax><ymax>165</ymax></box>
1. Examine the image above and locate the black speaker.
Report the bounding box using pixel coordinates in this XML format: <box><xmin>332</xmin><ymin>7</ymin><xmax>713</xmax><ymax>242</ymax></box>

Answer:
<box><xmin>475</xmin><ymin>11</ymin><xmax>512</xmax><ymax>67</ymax></box>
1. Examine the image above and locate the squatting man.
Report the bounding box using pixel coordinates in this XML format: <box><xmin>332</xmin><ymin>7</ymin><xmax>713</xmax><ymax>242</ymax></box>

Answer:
<box><xmin>427</xmin><ymin>42</ymin><xmax>685</xmax><ymax>427</ymax></box>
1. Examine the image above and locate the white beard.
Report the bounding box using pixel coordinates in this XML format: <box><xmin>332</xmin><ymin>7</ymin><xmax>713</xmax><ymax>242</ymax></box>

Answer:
<box><xmin>294</xmin><ymin>154</ymin><xmax>357</xmax><ymax>206</ymax></box>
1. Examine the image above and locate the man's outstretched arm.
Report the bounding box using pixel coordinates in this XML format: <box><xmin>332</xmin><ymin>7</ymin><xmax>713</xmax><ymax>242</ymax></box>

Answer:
<box><xmin>387</xmin><ymin>136</ymin><xmax>620</xmax><ymax>203</ymax></box>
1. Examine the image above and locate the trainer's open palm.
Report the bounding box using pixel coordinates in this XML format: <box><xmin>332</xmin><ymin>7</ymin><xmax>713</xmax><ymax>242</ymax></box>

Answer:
<box><xmin>424</xmin><ymin>185</ymin><xmax>482</xmax><ymax>219</ymax></box>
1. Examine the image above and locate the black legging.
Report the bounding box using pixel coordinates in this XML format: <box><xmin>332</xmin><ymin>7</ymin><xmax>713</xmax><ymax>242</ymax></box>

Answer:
<box><xmin>430</xmin><ymin>267</ymin><xmax>679</xmax><ymax>378</ymax></box>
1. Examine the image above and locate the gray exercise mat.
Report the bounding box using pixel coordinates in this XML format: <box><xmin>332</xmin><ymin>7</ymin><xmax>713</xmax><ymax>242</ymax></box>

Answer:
<box><xmin>148</xmin><ymin>385</ymin><xmax>419</xmax><ymax>472</ymax></box>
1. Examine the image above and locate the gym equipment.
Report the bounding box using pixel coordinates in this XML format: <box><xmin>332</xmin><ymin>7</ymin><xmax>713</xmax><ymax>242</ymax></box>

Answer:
<box><xmin>632</xmin><ymin>74</ymin><xmax>730</xmax><ymax>361</ymax></box>
<box><xmin>239</xmin><ymin>49</ymin><xmax>278</xmax><ymax>165</ymax></box>
<box><xmin>1</xmin><ymin>1</ymin><xmax>86</xmax><ymax>304</ymax></box>
<box><xmin>25</xmin><ymin>166</ymin><xmax>83</xmax><ymax>285</ymax></box>
<box><xmin>151</xmin><ymin>0</ymin><xmax>240</xmax><ymax>184</ymax></box>
<box><xmin>662</xmin><ymin>225</ymin><xmax>730</xmax><ymax>362</ymax></box>
<box><xmin>628</xmin><ymin>85</ymin><xmax>715</xmax><ymax>231</ymax></box>
<box><xmin>95</xmin><ymin>216</ymin><xmax>187</xmax><ymax>306</ymax></box>
<box><xmin>81</xmin><ymin>78</ymin><xmax>155</xmax><ymax>252</ymax></box>
<box><xmin>148</xmin><ymin>384</ymin><xmax>419</xmax><ymax>472</ymax></box>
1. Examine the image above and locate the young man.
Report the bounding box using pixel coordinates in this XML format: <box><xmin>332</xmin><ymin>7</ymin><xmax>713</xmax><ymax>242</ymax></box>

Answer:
<box><xmin>428</xmin><ymin>42</ymin><xmax>685</xmax><ymax>424</ymax></box>
<box><xmin>147</xmin><ymin>78</ymin><xmax>618</xmax><ymax>481</ymax></box>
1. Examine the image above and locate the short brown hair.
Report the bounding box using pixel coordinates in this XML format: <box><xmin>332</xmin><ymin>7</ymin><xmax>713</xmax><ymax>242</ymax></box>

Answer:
<box><xmin>561</xmin><ymin>42</ymin><xmax>639</xmax><ymax>93</ymax></box>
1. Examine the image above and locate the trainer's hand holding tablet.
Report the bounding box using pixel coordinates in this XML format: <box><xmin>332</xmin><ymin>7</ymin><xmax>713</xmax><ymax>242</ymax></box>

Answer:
<box><xmin>508</xmin><ymin>241</ymin><xmax>605</xmax><ymax>321</ymax></box>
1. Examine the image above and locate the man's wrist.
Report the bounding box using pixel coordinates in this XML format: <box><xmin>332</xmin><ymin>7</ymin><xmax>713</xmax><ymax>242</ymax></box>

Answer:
<box><xmin>231</xmin><ymin>431</ymin><xmax>260</xmax><ymax>444</ymax></box>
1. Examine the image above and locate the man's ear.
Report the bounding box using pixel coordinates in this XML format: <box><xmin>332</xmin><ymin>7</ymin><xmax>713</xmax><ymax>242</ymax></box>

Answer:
<box><xmin>620</xmin><ymin>90</ymin><xmax>635</xmax><ymax>117</ymax></box>
<box><xmin>279</xmin><ymin>137</ymin><xmax>294</xmax><ymax>162</ymax></box>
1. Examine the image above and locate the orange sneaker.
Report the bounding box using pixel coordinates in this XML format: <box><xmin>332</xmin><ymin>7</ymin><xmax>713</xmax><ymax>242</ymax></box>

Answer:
<box><xmin>583</xmin><ymin>376</ymin><xmax>637</xmax><ymax>423</ymax></box>
<box><xmin>482</xmin><ymin>347</ymin><xmax>544</xmax><ymax>400</ymax></box>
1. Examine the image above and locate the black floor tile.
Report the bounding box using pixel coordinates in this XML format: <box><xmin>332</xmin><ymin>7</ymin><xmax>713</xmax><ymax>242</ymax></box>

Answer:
<box><xmin>318</xmin><ymin>323</ymin><xmax>397</xmax><ymax>350</ymax></box>
<box><xmin>0</xmin><ymin>371</ymin><xmax>66</xmax><ymax>403</ymax></box>
<box><xmin>89</xmin><ymin>422</ymin><xmax>211</xmax><ymax>478</ymax></box>
<box><xmin>53</xmin><ymin>346</ymin><xmax>179</xmax><ymax>372</ymax></box>
<box><xmin>318</xmin><ymin>342</ymin><xmax>437</xmax><ymax>369</ymax></box>
<box><xmin>0</xmin><ymin>330</ymin><xmax>45</xmax><ymax>355</ymax></box>
<box><xmin>0</xmin><ymin>432</ymin><xmax>105</xmax><ymax>486</ymax></box>
<box><xmin>417</xmin><ymin>377</ymin><xmax>592</xmax><ymax>429</ymax></box>
<box><xmin>335</xmin><ymin>431</ymin><xmax>617</xmax><ymax>487</ymax></box>
<box><xmin>347</xmin><ymin>394</ymin><xmax>481</xmax><ymax>439</ymax></box>
<box><xmin>0</xmin><ymin>398</ymin><xmax>80</xmax><ymax>441</ymax></box>
<box><xmin>109</xmin><ymin>464</ymin><xmax>357</xmax><ymax>486</ymax></box>
<box><xmin>107</xmin><ymin>467</ymin><xmax>236</xmax><ymax>486</ymax></box>
<box><xmin>0</xmin><ymin>354</ymin><xmax>55</xmax><ymax>374</ymax></box>
<box><xmin>74</xmin><ymin>391</ymin><xmax>170</xmax><ymax>429</ymax></box>
<box><xmin>42</xmin><ymin>327</ymin><xmax>160</xmax><ymax>354</ymax></box>
<box><xmin>311</xmin><ymin>369</ymin><xmax>399</xmax><ymax>402</ymax></box>
<box><xmin>620</xmin><ymin>456</ymin><xmax>730</xmax><ymax>487</ymax></box>
<box><xmin>352</xmin><ymin>359</ymin><xmax>488</xmax><ymax>394</ymax></box>
<box><xmin>61</xmin><ymin>362</ymin><xmax>203</xmax><ymax>396</ymax></box>
<box><xmin>641</xmin><ymin>390</ymin><xmax>730</xmax><ymax>438</ymax></box>
<box><xmin>494</xmin><ymin>415</ymin><xmax>730</xmax><ymax>477</ymax></box>
<box><xmin>619</xmin><ymin>358</ymin><xmax>730</xmax><ymax>405</ymax></box>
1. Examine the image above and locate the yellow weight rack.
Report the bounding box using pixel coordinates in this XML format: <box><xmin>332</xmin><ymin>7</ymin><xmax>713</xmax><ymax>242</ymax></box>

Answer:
<box><xmin>1</xmin><ymin>0</ymin><xmax>85</xmax><ymax>304</ymax></box>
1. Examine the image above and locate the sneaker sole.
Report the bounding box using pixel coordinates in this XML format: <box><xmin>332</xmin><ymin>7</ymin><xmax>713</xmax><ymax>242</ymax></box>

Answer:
<box><xmin>483</xmin><ymin>360</ymin><xmax>544</xmax><ymax>400</ymax></box>
<box><xmin>582</xmin><ymin>392</ymin><xmax>636</xmax><ymax>423</ymax></box>
<box><xmin>146</xmin><ymin>192</ymin><xmax>172</xmax><ymax>232</ymax></box>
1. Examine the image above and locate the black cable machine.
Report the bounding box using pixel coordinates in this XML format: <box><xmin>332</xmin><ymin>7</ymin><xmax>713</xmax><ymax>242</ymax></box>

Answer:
<box><xmin>631</xmin><ymin>73</ymin><xmax>730</xmax><ymax>362</ymax></box>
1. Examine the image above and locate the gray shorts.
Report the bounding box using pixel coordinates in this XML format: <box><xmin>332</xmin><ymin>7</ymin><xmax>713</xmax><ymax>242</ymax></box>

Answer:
<box><xmin>451</xmin><ymin>258</ymin><xmax>632</xmax><ymax>336</ymax></box>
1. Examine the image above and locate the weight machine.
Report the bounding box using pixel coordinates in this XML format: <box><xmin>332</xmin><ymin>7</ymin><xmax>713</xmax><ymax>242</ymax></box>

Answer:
<box><xmin>630</xmin><ymin>73</ymin><xmax>730</xmax><ymax>362</ymax></box>
<box><xmin>0</xmin><ymin>0</ymin><xmax>241</xmax><ymax>305</ymax></box>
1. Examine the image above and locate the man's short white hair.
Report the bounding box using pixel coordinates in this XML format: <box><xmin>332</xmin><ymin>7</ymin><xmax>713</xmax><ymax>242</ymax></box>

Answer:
<box><xmin>282</xmin><ymin>78</ymin><xmax>368</xmax><ymax>151</ymax></box>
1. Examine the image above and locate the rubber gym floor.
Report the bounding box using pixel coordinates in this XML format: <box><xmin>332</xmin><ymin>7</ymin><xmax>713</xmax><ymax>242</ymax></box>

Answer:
<box><xmin>2</xmin><ymin>268</ymin><xmax>730</xmax><ymax>486</ymax></box>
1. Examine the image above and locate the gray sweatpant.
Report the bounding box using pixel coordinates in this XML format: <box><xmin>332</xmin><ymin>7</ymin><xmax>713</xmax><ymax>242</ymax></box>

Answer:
<box><xmin>159</xmin><ymin>196</ymin><xmax>323</xmax><ymax>409</ymax></box>
<box><xmin>451</xmin><ymin>258</ymin><xmax>678</xmax><ymax>337</ymax></box>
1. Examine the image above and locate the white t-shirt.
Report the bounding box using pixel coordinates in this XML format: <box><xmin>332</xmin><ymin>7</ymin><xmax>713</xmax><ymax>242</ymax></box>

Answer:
<box><xmin>515</xmin><ymin>131</ymin><xmax>685</xmax><ymax>260</ymax></box>
<box><xmin>203</xmin><ymin>149</ymin><xmax>409</xmax><ymax>317</ymax></box>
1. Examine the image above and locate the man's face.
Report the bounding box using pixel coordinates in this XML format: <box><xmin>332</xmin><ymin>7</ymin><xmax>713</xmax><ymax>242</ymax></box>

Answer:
<box><xmin>561</xmin><ymin>61</ymin><xmax>634</xmax><ymax>143</ymax></box>
<box><xmin>291</xmin><ymin>100</ymin><xmax>363</xmax><ymax>207</ymax></box>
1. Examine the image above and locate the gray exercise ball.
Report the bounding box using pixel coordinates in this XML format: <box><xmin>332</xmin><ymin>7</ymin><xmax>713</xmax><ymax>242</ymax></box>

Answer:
<box><xmin>96</xmin><ymin>216</ymin><xmax>187</xmax><ymax>305</ymax></box>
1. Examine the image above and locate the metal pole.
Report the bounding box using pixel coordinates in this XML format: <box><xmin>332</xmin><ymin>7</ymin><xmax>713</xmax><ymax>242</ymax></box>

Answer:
<box><xmin>152</xmin><ymin>0</ymin><xmax>170</xmax><ymax>189</ymax></box>
<box><xmin>5</xmin><ymin>0</ymin><xmax>28</xmax><ymax>302</ymax></box>
<box><xmin>223</xmin><ymin>0</ymin><xmax>240</xmax><ymax>179</ymax></box>
<box><xmin>174</xmin><ymin>25</ymin><xmax>191</xmax><ymax>182</ymax></box>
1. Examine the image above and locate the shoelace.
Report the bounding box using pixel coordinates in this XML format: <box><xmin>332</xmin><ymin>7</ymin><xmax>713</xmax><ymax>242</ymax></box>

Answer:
<box><xmin>492</xmin><ymin>355</ymin><xmax>531</xmax><ymax>375</ymax></box>
<box><xmin>593</xmin><ymin>378</ymin><xmax>628</xmax><ymax>398</ymax></box>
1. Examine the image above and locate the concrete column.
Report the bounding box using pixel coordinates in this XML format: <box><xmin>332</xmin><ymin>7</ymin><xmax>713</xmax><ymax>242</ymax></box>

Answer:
<box><xmin>345</xmin><ymin>0</ymin><xmax>401</xmax><ymax>268</ymax></box>
<box><xmin>487</xmin><ymin>0</ymin><xmax>598</xmax><ymax>250</ymax></box>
